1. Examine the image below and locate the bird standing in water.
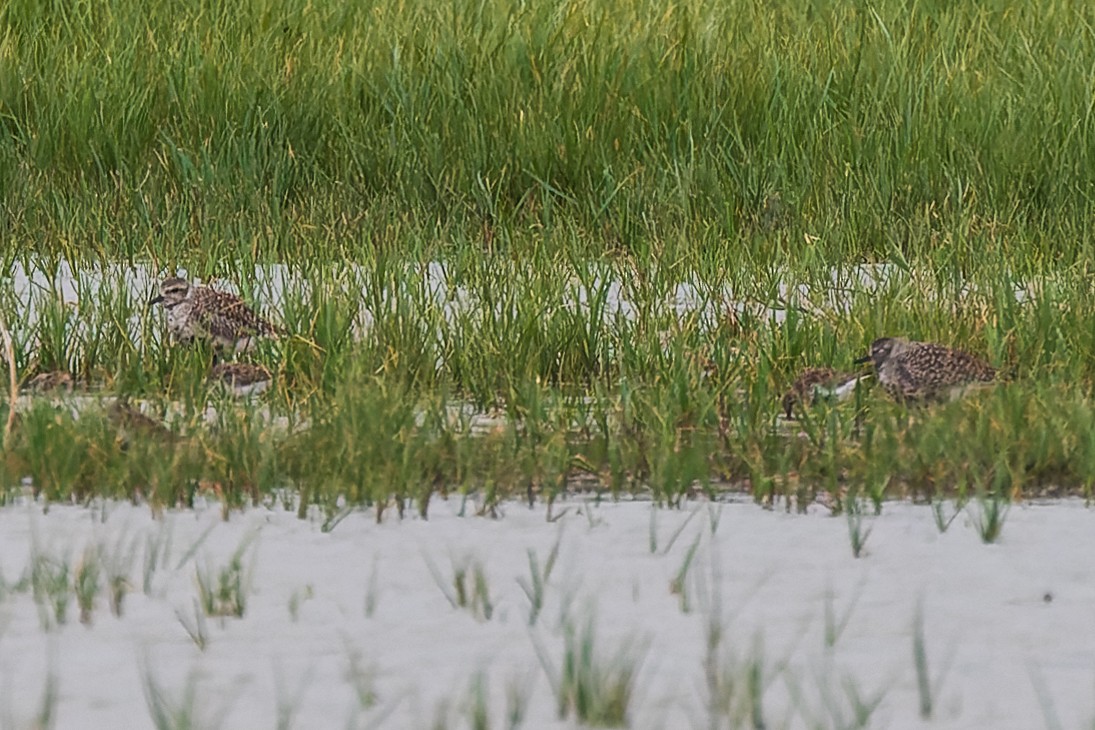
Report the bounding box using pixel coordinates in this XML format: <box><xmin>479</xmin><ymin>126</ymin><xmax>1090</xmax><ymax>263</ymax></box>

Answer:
<box><xmin>149</xmin><ymin>277</ymin><xmax>280</xmax><ymax>353</ymax></box>
<box><xmin>781</xmin><ymin>367</ymin><xmax>870</xmax><ymax>418</ymax></box>
<box><xmin>854</xmin><ymin>337</ymin><xmax>997</xmax><ymax>403</ymax></box>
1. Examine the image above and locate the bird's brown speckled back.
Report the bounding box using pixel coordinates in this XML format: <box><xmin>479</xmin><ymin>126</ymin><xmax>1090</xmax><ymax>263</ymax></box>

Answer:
<box><xmin>860</xmin><ymin>337</ymin><xmax>996</xmax><ymax>403</ymax></box>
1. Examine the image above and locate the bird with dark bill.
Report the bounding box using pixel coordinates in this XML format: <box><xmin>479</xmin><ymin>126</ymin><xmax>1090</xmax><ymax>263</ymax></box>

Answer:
<box><xmin>23</xmin><ymin>371</ymin><xmax>74</xmax><ymax>394</ymax></box>
<box><xmin>781</xmin><ymin>367</ymin><xmax>870</xmax><ymax>418</ymax></box>
<box><xmin>107</xmin><ymin>400</ymin><xmax>179</xmax><ymax>445</ymax></box>
<box><xmin>149</xmin><ymin>277</ymin><xmax>280</xmax><ymax>353</ymax></box>
<box><xmin>854</xmin><ymin>337</ymin><xmax>997</xmax><ymax>403</ymax></box>
<box><xmin>209</xmin><ymin>362</ymin><xmax>273</xmax><ymax>397</ymax></box>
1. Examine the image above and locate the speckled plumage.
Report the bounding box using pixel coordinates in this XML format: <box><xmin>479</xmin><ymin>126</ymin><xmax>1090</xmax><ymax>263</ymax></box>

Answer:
<box><xmin>107</xmin><ymin>400</ymin><xmax>178</xmax><ymax>444</ymax></box>
<box><xmin>209</xmin><ymin>362</ymin><xmax>273</xmax><ymax>397</ymax></box>
<box><xmin>150</xmin><ymin>277</ymin><xmax>279</xmax><ymax>352</ymax></box>
<box><xmin>23</xmin><ymin>371</ymin><xmax>74</xmax><ymax>394</ymax></box>
<box><xmin>781</xmin><ymin>367</ymin><xmax>868</xmax><ymax>418</ymax></box>
<box><xmin>855</xmin><ymin>337</ymin><xmax>996</xmax><ymax>403</ymax></box>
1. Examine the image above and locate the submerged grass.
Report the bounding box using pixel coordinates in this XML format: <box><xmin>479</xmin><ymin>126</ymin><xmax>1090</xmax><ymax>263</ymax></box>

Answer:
<box><xmin>536</xmin><ymin>616</ymin><xmax>646</xmax><ymax>727</ymax></box>
<box><xmin>2</xmin><ymin>0</ymin><xmax>1095</xmax><ymax>508</ymax></box>
<box><xmin>195</xmin><ymin>533</ymin><xmax>256</xmax><ymax>619</ymax></box>
<box><xmin>6</xmin><ymin>275</ymin><xmax>1095</xmax><ymax>511</ymax></box>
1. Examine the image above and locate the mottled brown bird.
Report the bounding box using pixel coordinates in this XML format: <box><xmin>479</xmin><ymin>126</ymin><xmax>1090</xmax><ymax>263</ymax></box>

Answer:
<box><xmin>149</xmin><ymin>277</ymin><xmax>280</xmax><ymax>353</ymax></box>
<box><xmin>782</xmin><ymin>367</ymin><xmax>869</xmax><ymax>418</ymax></box>
<box><xmin>209</xmin><ymin>361</ymin><xmax>273</xmax><ymax>397</ymax></box>
<box><xmin>854</xmin><ymin>337</ymin><xmax>996</xmax><ymax>403</ymax></box>
<box><xmin>107</xmin><ymin>400</ymin><xmax>178</xmax><ymax>445</ymax></box>
<box><xmin>23</xmin><ymin>371</ymin><xmax>74</xmax><ymax>394</ymax></box>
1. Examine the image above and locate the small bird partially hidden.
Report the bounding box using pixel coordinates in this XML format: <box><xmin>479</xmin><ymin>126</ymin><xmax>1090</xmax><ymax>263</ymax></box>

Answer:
<box><xmin>209</xmin><ymin>362</ymin><xmax>273</xmax><ymax>397</ymax></box>
<box><xmin>854</xmin><ymin>337</ymin><xmax>997</xmax><ymax>403</ymax></box>
<box><xmin>782</xmin><ymin>367</ymin><xmax>870</xmax><ymax>419</ymax></box>
<box><xmin>23</xmin><ymin>371</ymin><xmax>75</xmax><ymax>394</ymax></box>
<box><xmin>107</xmin><ymin>400</ymin><xmax>178</xmax><ymax>445</ymax></box>
<box><xmin>149</xmin><ymin>277</ymin><xmax>280</xmax><ymax>353</ymax></box>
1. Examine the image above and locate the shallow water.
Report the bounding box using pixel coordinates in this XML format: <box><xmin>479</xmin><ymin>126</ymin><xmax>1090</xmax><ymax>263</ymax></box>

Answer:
<box><xmin>0</xmin><ymin>498</ymin><xmax>1090</xmax><ymax>729</ymax></box>
<box><xmin>7</xmin><ymin>258</ymin><xmax>1031</xmax><ymax>343</ymax></box>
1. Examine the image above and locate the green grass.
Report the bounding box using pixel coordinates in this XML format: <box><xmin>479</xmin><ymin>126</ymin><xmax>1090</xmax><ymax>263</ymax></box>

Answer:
<box><xmin>2</xmin><ymin>0</ymin><xmax>1095</xmax><ymax>511</ymax></box>
<box><xmin>195</xmin><ymin>532</ymin><xmax>256</xmax><ymax>618</ymax></box>
<box><xmin>2</xmin><ymin>0</ymin><xmax>1095</xmax><ymax>264</ymax></box>
<box><xmin>536</xmin><ymin>617</ymin><xmax>646</xmax><ymax>727</ymax></box>
<box><xmin>140</xmin><ymin>659</ymin><xmax>229</xmax><ymax>730</ymax></box>
<box><xmin>4</xmin><ymin>263</ymin><xmax>1095</xmax><ymax>513</ymax></box>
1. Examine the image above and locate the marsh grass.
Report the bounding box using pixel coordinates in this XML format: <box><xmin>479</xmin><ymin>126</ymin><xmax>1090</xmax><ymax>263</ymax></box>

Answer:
<box><xmin>823</xmin><ymin>585</ymin><xmax>864</xmax><ymax>650</ymax></box>
<box><xmin>516</xmin><ymin>530</ymin><xmax>562</xmax><ymax>627</ymax></box>
<box><xmin>701</xmin><ymin>616</ymin><xmax>769</xmax><ymax>730</ymax></box>
<box><xmin>845</xmin><ymin>497</ymin><xmax>874</xmax><ymax>559</ymax></box>
<box><xmin>464</xmin><ymin>672</ymin><xmax>490</xmax><ymax>730</ymax></box>
<box><xmin>140</xmin><ymin>659</ymin><xmax>231</xmax><ymax>730</ymax></box>
<box><xmin>143</xmin><ymin>521</ymin><xmax>175</xmax><ymax>595</ymax></box>
<box><xmin>273</xmin><ymin>664</ymin><xmax>313</xmax><ymax>730</ymax></box>
<box><xmin>451</xmin><ymin>669</ymin><xmax>533</xmax><ymax>730</ymax></box>
<box><xmin>4</xmin><ymin>0</ymin><xmax>1095</xmax><ymax>508</ymax></box>
<box><xmin>343</xmin><ymin>648</ymin><xmax>378</xmax><ymax>713</ymax></box>
<box><xmin>0</xmin><ymin>663</ymin><xmax>59</xmax><ymax>730</ymax></box>
<box><xmin>669</xmin><ymin>533</ymin><xmax>703</xmax><ymax>614</ymax></box>
<box><xmin>1029</xmin><ymin>664</ymin><xmax>1066</xmax><ymax>730</ymax></box>
<box><xmin>660</xmin><ymin>507</ymin><xmax>702</xmax><ymax>556</ymax></box>
<box><xmin>536</xmin><ymin>617</ymin><xmax>647</xmax><ymax>727</ymax></box>
<box><xmin>36</xmin><ymin>668</ymin><xmax>59</xmax><ymax>730</ymax></box>
<box><xmin>195</xmin><ymin>533</ymin><xmax>257</xmax><ymax>619</ymax></box>
<box><xmin>504</xmin><ymin>672</ymin><xmax>534</xmax><ymax>730</ymax></box>
<box><xmin>426</xmin><ymin>553</ymin><xmax>494</xmax><ymax>621</ymax></box>
<box><xmin>930</xmin><ymin>498</ymin><xmax>965</xmax><ymax>534</ymax></box>
<box><xmin>176</xmin><ymin>598</ymin><xmax>210</xmax><ymax>652</ymax></box>
<box><xmin>6</xmin><ymin>274</ymin><xmax>1095</xmax><ymax>511</ymax></box>
<box><xmin>913</xmin><ymin>601</ymin><xmax>933</xmax><ymax>720</ymax></box>
<box><xmin>73</xmin><ymin>544</ymin><xmax>101</xmax><ymax>625</ymax></box>
<box><xmin>784</xmin><ymin>666</ymin><xmax>885</xmax><ymax>730</ymax></box>
<box><xmin>99</xmin><ymin>528</ymin><xmax>139</xmax><ymax>617</ymax></box>
<box><xmin>969</xmin><ymin>491</ymin><xmax>1011</xmax><ymax>544</ymax></box>
<box><xmin>363</xmin><ymin>559</ymin><xmax>381</xmax><ymax>618</ymax></box>
<box><xmin>27</xmin><ymin>537</ymin><xmax>71</xmax><ymax>631</ymax></box>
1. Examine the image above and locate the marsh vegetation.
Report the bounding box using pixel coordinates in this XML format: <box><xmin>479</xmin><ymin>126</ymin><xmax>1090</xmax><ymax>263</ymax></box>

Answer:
<box><xmin>3</xmin><ymin>0</ymin><xmax>1095</xmax><ymax>515</ymax></box>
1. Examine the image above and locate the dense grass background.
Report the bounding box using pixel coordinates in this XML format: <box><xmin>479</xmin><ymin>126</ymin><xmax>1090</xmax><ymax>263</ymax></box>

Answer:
<box><xmin>2</xmin><ymin>0</ymin><xmax>1094</xmax><ymax>263</ymax></box>
<box><xmin>3</xmin><ymin>0</ymin><xmax>1095</xmax><ymax>511</ymax></box>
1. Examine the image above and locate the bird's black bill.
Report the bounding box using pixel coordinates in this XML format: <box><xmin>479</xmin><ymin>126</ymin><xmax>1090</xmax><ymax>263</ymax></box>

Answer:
<box><xmin>148</xmin><ymin>295</ymin><xmax>164</xmax><ymax>305</ymax></box>
<box><xmin>853</xmin><ymin>354</ymin><xmax>871</xmax><ymax>365</ymax></box>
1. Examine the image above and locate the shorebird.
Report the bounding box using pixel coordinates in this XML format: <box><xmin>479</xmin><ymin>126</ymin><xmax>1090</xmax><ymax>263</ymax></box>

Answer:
<box><xmin>209</xmin><ymin>362</ymin><xmax>273</xmax><ymax>397</ymax></box>
<box><xmin>781</xmin><ymin>367</ymin><xmax>870</xmax><ymax>418</ymax></box>
<box><xmin>854</xmin><ymin>337</ymin><xmax>997</xmax><ymax>403</ymax></box>
<box><xmin>107</xmin><ymin>399</ymin><xmax>178</xmax><ymax>445</ymax></box>
<box><xmin>149</xmin><ymin>277</ymin><xmax>280</xmax><ymax>353</ymax></box>
<box><xmin>23</xmin><ymin>371</ymin><xmax>74</xmax><ymax>394</ymax></box>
